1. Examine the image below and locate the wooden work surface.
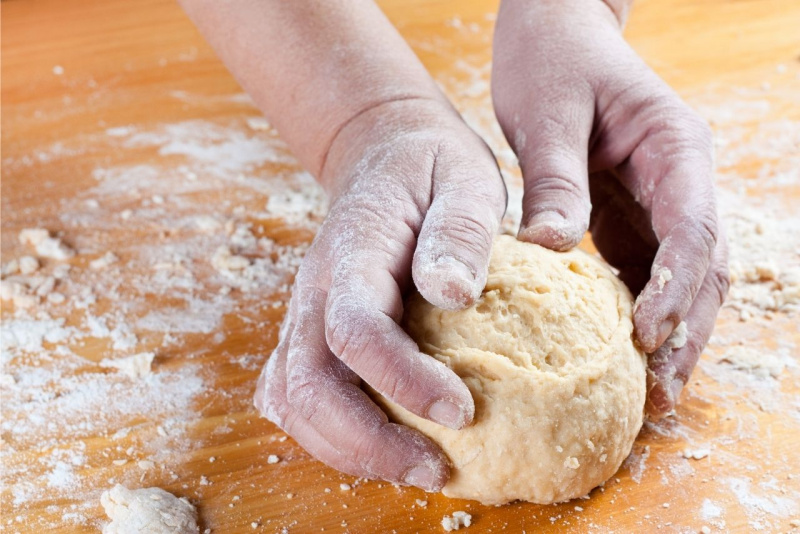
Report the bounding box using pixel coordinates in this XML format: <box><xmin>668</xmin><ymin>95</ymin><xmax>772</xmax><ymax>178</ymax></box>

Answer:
<box><xmin>2</xmin><ymin>0</ymin><xmax>799</xmax><ymax>533</ymax></box>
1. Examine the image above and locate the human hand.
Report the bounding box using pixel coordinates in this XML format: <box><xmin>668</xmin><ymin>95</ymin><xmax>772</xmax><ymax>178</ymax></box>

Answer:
<box><xmin>254</xmin><ymin>98</ymin><xmax>506</xmax><ymax>490</ymax></box>
<box><xmin>492</xmin><ymin>0</ymin><xmax>729</xmax><ymax>417</ymax></box>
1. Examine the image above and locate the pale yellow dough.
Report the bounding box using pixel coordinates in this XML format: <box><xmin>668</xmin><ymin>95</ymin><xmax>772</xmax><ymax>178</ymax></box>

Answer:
<box><xmin>380</xmin><ymin>235</ymin><xmax>647</xmax><ymax>505</ymax></box>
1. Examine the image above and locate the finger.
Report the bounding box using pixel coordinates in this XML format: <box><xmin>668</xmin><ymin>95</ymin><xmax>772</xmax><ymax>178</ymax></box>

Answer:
<box><xmin>285</xmin><ymin>287</ymin><xmax>450</xmax><ymax>490</ymax></box>
<box><xmin>254</xmin><ymin>325</ymin><xmax>384</xmax><ymax>477</ymax></box>
<box><xmin>595</xmin><ymin>74</ymin><xmax>718</xmax><ymax>352</ymax></box>
<box><xmin>327</xmin><ymin>233</ymin><xmax>475</xmax><ymax>429</ymax></box>
<box><xmin>628</xmin><ymin>123</ymin><xmax>717</xmax><ymax>351</ymax></box>
<box><xmin>512</xmin><ymin>87</ymin><xmax>594</xmax><ymax>251</ymax></box>
<box><xmin>412</xmin><ymin>141</ymin><xmax>505</xmax><ymax>310</ymax></box>
<box><xmin>645</xmin><ymin>226</ymin><xmax>729</xmax><ymax>418</ymax></box>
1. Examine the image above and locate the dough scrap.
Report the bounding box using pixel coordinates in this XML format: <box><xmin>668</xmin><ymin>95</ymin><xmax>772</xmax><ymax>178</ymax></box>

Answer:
<box><xmin>380</xmin><ymin>235</ymin><xmax>647</xmax><ymax>505</ymax></box>
<box><xmin>100</xmin><ymin>352</ymin><xmax>155</xmax><ymax>379</ymax></box>
<box><xmin>100</xmin><ymin>484</ymin><xmax>199</xmax><ymax>534</ymax></box>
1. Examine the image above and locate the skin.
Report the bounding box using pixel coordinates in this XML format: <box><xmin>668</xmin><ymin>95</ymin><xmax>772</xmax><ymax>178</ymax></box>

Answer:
<box><xmin>179</xmin><ymin>0</ymin><xmax>729</xmax><ymax>491</ymax></box>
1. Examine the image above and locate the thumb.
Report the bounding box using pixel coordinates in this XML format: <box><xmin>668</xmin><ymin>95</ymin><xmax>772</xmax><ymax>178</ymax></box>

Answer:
<box><xmin>514</xmin><ymin>94</ymin><xmax>593</xmax><ymax>251</ymax></box>
<box><xmin>412</xmin><ymin>143</ymin><xmax>506</xmax><ymax>310</ymax></box>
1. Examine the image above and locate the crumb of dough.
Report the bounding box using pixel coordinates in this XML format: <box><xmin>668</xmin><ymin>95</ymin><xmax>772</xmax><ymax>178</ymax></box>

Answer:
<box><xmin>656</xmin><ymin>267</ymin><xmax>673</xmax><ymax>291</ymax></box>
<box><xmin>245</xmin><ymin>117</ymin><xmax>273</xmax><ymax>132</ymax></box>
<box><xmin>19</xmin><ymin>228</ymin><xmax>75</xmax><ymax>260</ymax></box>
<box><xmin>211</xmin><ymin>245</ymin><xmax>250</xmax><ymax>271</ymax></box>
<box><xmin>416</xmin><ymin>499</ymin><xmax>428</xmax><ymax>507</ymax></box>
<box><xmin>339</xmin><ymin>483</ymin><xmax>351</xmax><ymax>491</ymax></box>
<box><xmin>564</xmin><ymin>457</ymin><xmax>580</xmax><ymax>469</ymax></box>
<box><xmin>753</xmin><ymin>261</ymin><xmax>779</xmax><ymax>282</ymax></box>
<box><xmin>267</xmin><ymin>455</ymin><xmax>279</xmax><ymax>464</ymax></box>
<box><xmin>0</xmin><ymin>280</ymin><xmax>37</xmax><ymax>308</ymax></box>
<box><xmin>441</xmin><ymin>511</ymin><xmax>472</xmax><ymax>531</ymax></box>
<box><xmin>100</xmin><ymin>353</ymin><xmax>156</xmax><ymax>379</ymax></box>
<box><xmin>90</xmin><ymin>252</ymin><xmax>119</xmax><ymax>270</ymax></box>
<box><xmin>666</xmin><ymin>321</ymin><xmax>688</xmax><ymax>350</ymax></box>
<box><xmin>100</xmin><ymin>484</ymin><xmax>199</xmax><ymax>534</ymax></box>
<box><xmin>18</xmin><ymin>256</ymin><xmax>40</xmax><ymax>275</ymax></box>
<box><xmin>681</xmin><ymin>448</ymin><xmax>710</xmax><ymax>460</ymax></box>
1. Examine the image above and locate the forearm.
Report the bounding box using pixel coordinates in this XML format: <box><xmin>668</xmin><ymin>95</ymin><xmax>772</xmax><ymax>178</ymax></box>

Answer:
<box><xmin>178</xmin><ymin>0</ymin><xmax>447</xmax><ymax>183</ymax></box>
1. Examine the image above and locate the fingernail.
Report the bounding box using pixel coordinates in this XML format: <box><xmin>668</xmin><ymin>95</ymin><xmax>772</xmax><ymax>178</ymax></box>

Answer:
<box><xmin>403</xmin><ymin>465</ymin><xmax>436</xmax><ymax>490</ymax></box>
<box><xmin>438</xmin><ymin>256</ymin><xmax>474</xmax><ymax>283</ymax></box>
<box><xmin>428</xmin><ymin>400</ymin><xmax>464</xmax><ymax>429</ymax></box>
<box><xmin>520</xmin><ymin>212</ymin><xmax>580</xmax><ymax>251</ymax></box>
<box><xmin>658</xmin><ymin>320</ymin><xmax>674</xmax><ymax>345</ymax></box>
<box><xmin>670</xmin><ymin>378</ymin><xmax>685</xmax><ymax>403</ymax></box>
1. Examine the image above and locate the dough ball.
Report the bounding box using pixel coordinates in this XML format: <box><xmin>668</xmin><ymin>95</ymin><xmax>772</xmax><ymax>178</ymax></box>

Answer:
<box><xmin>379</xmin><ymin>235</ymin><xmax>647</xmax><ymax>505</ymax></box>
<box><xmin>101</xmin><ymin>484</ymin><xmax>199</xmax><ymax>534</ymax></box>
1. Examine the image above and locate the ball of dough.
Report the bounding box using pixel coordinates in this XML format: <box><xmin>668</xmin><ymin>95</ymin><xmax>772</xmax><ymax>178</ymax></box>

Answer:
<box><xmin>379</xmin><ymin>235</ymin><xmax>647</xmax><ymax>505</ymax></box>
<box><xmin>101</xmin><ymin>484</ymin><xmax>199</xmax><ymax>534</ymax></box>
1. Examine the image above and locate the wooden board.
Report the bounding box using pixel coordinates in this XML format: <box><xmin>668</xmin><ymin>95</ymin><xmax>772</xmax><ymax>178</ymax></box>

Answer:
<box><xmin>2</xmin><ymin>0</ymin><xmax>799</xmax><ymax>532</ymax></box>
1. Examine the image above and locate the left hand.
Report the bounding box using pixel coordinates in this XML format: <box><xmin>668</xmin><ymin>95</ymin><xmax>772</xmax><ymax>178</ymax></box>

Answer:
<box><xmin>491</xmin><ymin>0</ymin><xmax>730</xmax><ymax>417</ymax></box>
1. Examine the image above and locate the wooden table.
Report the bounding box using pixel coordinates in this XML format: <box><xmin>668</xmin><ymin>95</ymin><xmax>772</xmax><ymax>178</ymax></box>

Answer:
<box><xmin>2</xmin><ymin>0</ymin><xmax>799</xmax><ymax>532</ymax></box>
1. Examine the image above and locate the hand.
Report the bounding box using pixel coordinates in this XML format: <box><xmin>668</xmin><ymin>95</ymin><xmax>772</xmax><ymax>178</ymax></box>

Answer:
<box><xmin>492</xmin><ymin>0</ymin><xmax>729</xmax><ymax>417</ymax></box>
<box><xmin>254</xmin><ymin>98</ymin><xmax>506</xmax><ymax>489</ymax></box>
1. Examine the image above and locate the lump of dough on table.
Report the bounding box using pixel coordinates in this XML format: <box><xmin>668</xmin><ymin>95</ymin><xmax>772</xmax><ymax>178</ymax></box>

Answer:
<box><xmin>377</xmin><ymin>235</ymin><xmax>647</xmax><ymax>505</ymax></box>
<box><xmin>101</xmin><ymin>484</ymin><xmax>199</xmax><ymax>534</ymax></box>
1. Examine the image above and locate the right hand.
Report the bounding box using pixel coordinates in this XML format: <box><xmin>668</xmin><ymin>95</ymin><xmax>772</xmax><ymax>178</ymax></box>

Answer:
<box><xmin>254</xmin><ymin>98</ymin><xmax>507</xmax><ymax>490</ymax></box>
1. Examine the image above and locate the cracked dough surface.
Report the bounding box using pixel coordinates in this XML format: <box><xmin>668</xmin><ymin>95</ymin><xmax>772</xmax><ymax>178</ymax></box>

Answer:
<box><xmin>381</xmin><ymin>235</ymin><xmax>647</xmax><ymax>505</ymax></box>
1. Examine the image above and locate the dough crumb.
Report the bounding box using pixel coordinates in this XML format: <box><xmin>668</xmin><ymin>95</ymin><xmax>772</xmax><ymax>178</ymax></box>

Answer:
<box><xmin>18</xmin><ymin>255</ymin><xmax>40</xmax><ymax>275</ymax></box>
<box><xmin>245</xmin><ymin>117</ymin><xmax>273</xmax><ymax>132</ymax></box>
<box><xmin>100</xmin><ymin>353</ymin><xmax>156</xmax><ymax>379</ymax></box>
<box><xmin>681</xmin><ymin>448</ymin><xmax>710</xmax><ymax>460</ymax></box>
<box><xmin>90</xmin><ymin>251</ymin><xmax>119</xmax><ymax>270</ymax></box>
<box><xmin>339</xmin><ymin>483</ymin><xmax>351</xmax><ymax>491</ymax></box>
<box><xmin>416</xmin><ymin>499</ymin><xmax>428</xmax><ymax>507</ymax></box>
<box><xmin>564</xmin><ymin>457</ymin><xmax>580</xmax><ymax>469</ymax></box>
<box><xmin>211</xmin><ymin>245</ymin><xmax>250</xmax><ymax>271</ymax></box>
<box><xmin>19</xmin><ymin>228</ymin><xmax>75</xmax><ymax>260</ymax></box>
<box><xmin>441</xmin><ymin>511</ymin><xmax>472</xmax><ymax>531</ymax></box>
<box><xmin>656</xmin><ymin>267</ymin><xmax>673</xmax><ymax>291</ymax></box>
<box><xmin>700</xmin><ymin>526</ymin><xmax>712</xmax><ymax>534</ymax></box>
<box><xmin>267</xmin><ymin>455</ymin><xmax>280</xmax><ymax>464</ymax></box>
<box><xmin>665</xmin><ymin>321</ymin><xmax>688</xmax><ymax>350</ymax></box>
<box><xmin>101</xmin><ymin>484</ymin><xmax>199</xmax><ymax>534</ymax></box>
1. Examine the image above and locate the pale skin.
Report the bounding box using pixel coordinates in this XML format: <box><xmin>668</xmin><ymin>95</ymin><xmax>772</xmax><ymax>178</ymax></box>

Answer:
<box><xmin>179</xmin><ymin>0</ymin><xmax>730</xmax><ymax>491</ymax></box>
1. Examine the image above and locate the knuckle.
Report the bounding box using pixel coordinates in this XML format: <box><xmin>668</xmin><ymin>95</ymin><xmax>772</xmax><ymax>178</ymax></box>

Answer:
<box><xmin>526</xmin><ymin>174</ymin><xmax>588</xmax><ymax>209</ymax></box>
<box><xmin>708</xmin><ymin>262</ymin><xmax>731</xmax><ymax>306</ymax></box>
<box><xmin>682</xmin><ymin>209</ymin><xmax>719</xmax><ymax>256</ymax></box>
<box><xmin>373</xmin><ymin>358</ymin><xmax>413</xmax><ymax>403</ymax></box>
<box><xmin>285</xmin><ymin>367</ymin><xmax>324</xmax><ymax>422</ymax></box>
<box><xmin>326</xmin><ymin>304</ymin><xmax>378</xmax><ymax>367</ymax></box>
<box><xmin>435</xmin><ymin>211</ymin><xmax>494</xmax><ymax>259</ymax></box>
<box><xmin>351</xmin><ymin>431</ymin><xmax>385</xmax><ymax>475</ymax></box>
